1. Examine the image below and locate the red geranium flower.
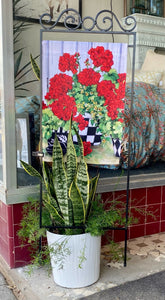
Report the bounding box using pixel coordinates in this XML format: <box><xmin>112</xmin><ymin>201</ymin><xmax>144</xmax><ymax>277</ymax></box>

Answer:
<box><xmin>59</xmin><ymin>53</ymin><xmax>79</xmax><ymax>74</ymax></box>
<box><xmin>88</xmin><ymin>46</ymin><xmax>114</xmax><ymax>72</ymax></box>
<box><xmin>83</xmin><ymin>141</ymin><xmax>92</xmax><ymax>156</ymax></box>
<box><xmin>73</xmin><ymin>114</ymin><xmax>88</xmax><ymax>131</ymax></box>
<box><xmin>42</xmin><ymin>101</ymin><xmax>48</xmax><ymax>109</ymax></box>
<box><xmin>118</xmin><ymin>118</ymin><xmax>124</xmax><ymax>123</ymax></box>
<box><xmin>97</xmin><ymin>80</ymin><xmax>115</xmax><ymax>98</ymax></box>
<box><xmin>77</xmin><ymin>68</ymin><xmax>101</xmax><ymax>86</ymax></box>
<box><xmin>105</xmin><ymin>96</ymin><xmax>124</xmax><ymax>120</ymax></box>
<box><xmin>84</xmin><ymin>58</ymin><xmax>90</xmax><ymax>67</ymax></box>
<box><xmin>45</xmin><ymin>74</ymin><xmax>73</xmax><ymax>100</ymax></box>
<box><xmin>50</xmin><ymin>95</ymin><xmax>77</xmax><ymax>121</ymax></box>
<box><xmin>118</xmin><ymin>73</ymin><xmax>126</xmax><ymax>83</ymax></box>
<box><xmin>117</xmin><ymin>73</ymin><xmax>127</xmax><ymax>99</ymax></box>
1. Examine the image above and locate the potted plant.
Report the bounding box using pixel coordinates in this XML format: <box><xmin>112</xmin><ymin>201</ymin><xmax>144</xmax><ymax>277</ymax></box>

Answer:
<box><xmin>20</xmin><ymin>120</ymin><xmax>132</xmax><ymax>288</ymax></box>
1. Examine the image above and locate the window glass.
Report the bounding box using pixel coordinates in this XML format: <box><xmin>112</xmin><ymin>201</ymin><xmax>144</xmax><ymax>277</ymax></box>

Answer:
<box><xmin>0</xmin><ymin>39</ymin><xmax>3</xmax><ymax>182</ymax></box>
<box><xmin>13</xmin><ymin>0</ymin><xmax>40</xmax><ymax>187</ymax></box>
<box><xmin>0</xmin><ymin>133</ymin><xmax>3</xmax><ymax>182</ymax></box>
<box><xmin>0</xmin><ymin>96</ymin><xmax>2</xmax><ymax>181</ymax></box>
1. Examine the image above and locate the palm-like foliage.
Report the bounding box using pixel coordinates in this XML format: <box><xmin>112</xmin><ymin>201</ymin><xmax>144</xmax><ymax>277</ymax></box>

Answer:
<box><xmin>13</xmin><ymin>0</ymin><xmax>39</xmax><ymax>96</ymax></box>
<box><xmin>21</xmin><ymin>122</ymin><xmax>99</xmax><ymax>234</ymax></box>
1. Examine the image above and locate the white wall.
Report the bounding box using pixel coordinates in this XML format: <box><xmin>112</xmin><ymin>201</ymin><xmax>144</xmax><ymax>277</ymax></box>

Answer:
<box><xmin>83</xmin><ymin>0</ymin><xmax>124</xmax><ymax>21</ymax></box>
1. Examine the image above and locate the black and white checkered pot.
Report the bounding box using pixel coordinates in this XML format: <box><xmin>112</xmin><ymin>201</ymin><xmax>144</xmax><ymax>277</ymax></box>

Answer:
<box><xmin>72</xmin><ymin>113</ymin><xmax>102</xmax><ymax>146</ymax></box>
<box><xmin>46</xmin><ymin>113</ymin><xmax>121</xmax><ymax>157</ymax></box>
<box><xmin>46</xmin><ymin>113</ymin><xmax>102</xmax><ymax>156</ymax></box>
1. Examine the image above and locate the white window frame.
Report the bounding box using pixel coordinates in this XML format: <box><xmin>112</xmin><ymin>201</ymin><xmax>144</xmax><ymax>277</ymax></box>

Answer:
<box><xmin>0</xmin><ymin>0</ymin><xmax>39</xmax><ymax>204</ymax></box>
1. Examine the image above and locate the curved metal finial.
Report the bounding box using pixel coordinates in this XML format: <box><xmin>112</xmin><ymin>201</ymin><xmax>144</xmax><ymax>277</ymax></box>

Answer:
<box><xmin>93</xmin><ymin>10</ymin><xmax>136</xmax><ymax>32</ymax></box>
<box><xmin>40</xmin><ymin>8</ymin><xmax>82</xmax><ymax>30</ymax></box>
<box><xmin>123</xmin><ymin>15</ymin><xmax>137</xmax><ymax>32</ymax></box>
<box><xmin>40</xmin><ymin>9</ymin><xmax>136</xmax><ymax>32</ymax></box>
<box><xmin>81</xmin><ymin>16</ymin><xmax>96</xmax><ymax>31</ymax></box>
<box><xmin>95</xmin><ymin>10</ymin><xmax>114</xmax><ymax>32</ymax></box>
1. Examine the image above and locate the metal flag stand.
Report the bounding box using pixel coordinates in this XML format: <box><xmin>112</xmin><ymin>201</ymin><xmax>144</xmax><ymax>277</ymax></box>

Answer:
<box><xmin>35</xmin><ymin>9</ymin><xmax>137</xmax><ymax>267</ymax></box>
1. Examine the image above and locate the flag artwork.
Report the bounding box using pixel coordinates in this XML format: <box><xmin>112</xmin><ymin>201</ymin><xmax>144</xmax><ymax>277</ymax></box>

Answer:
<box><xmin>42</xmin><ymin>40</ymin><xmax>127</xmax><ymax>167</ymax></box>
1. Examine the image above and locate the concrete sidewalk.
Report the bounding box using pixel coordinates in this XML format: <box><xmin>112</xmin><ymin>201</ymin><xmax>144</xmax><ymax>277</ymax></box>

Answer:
<box><xmin>0</xmin><ymin>233</ymin><xmax>165</xmax><ymax>300</ymax></box>
<box><xmin>0</xmin><ymin>271</ymin><xmax>17</xmax><ymax>300</ymax></box>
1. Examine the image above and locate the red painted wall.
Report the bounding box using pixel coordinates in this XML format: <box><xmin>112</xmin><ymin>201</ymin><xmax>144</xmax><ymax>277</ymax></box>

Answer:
<box><xmin>102</xmin><ymin>186</ymin><xmax>165</xmax><ymax>244</ymax></box>
<box><xmin>0</xmin><ymin>201</ymin><xmax>31</xmax><ymax>268</ymax></box>
<box><xmin>0</xmin><ymin>185</ymin><xmax>165</xmax><ymax>268</ymax></box>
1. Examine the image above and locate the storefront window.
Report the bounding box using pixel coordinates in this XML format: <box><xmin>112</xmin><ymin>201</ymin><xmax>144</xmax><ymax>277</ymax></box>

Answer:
<box><xmin>0</xmin><ymin>12</ymin><xmax>3</xmax><ymax>182</ymax></box>
<box><xmin>0</xmin><ymin>132</ymin><xmax>2</xmax><ymax>182</ymax></box>
<box><xmin>0</xmin><ymin>134</ymin><xmax>3</xmax><ymax>182</ymax></box>
<box><xmin>13</xmin><ymin>0</ymin><xmax>40</xmax><ymax>187</ymax></box>
<box><xmin>125</xmin><ymin>0</ymin><xmax>165</xmax><ymax>17</ymax></box>
<box><xmin>3</xmin><ymin>0</ymin><xmax>164</xmax><ymax>195</ymax></box>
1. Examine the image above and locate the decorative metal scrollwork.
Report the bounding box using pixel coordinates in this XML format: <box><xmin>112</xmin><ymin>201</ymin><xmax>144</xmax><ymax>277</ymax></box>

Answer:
<box><xmin>123</xmin><ymin>15</ymin><xmax>137</xmax><ymax>32</ymax></box>
<box><xmin>40</xmin><ymin>9</ymin><xmax>136</xmax><ymax>32</ymax></box>
<box><xmin>40</xmin><ymin>8</ymin><xmax>81</xmax><ymax>30</ymax></box>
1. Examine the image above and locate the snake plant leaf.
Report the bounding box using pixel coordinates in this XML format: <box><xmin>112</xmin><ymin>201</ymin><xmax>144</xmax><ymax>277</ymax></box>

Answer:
<box><xmin>89</xmin><ymin>175</ymin><xmax>99</xmax><ymax>202</ymax></box>
<box><xmin>73</xmin><ymin>124</ymin><xmax>90</xmax><ymax>209</ymax></box>
<box><xmin>30</xmin><ymin>53</ymin><xmax>40</xmax><ymax>80</ymax></box>
<box><xmin>69</xmin><ymin>179</ymin><xmax>85</xmax><ymax>225</ymax></box>
<box><xmin>86</xmin><ymin>175</ymin><xmax>99</xmax><ymax>220</ymax></box>
<box><xmin>16</xmin><ymin>55</ymin><xmax>39</xmax><ymax>78</ymax></box>
<box><xmin>44</xmin><ymin>193</ymin><xmax>64</xmax><ymax>225</ymax></box>
<box><xmin>20</xmin><ymin>160</ymin><xmax>42</xmax><ymax>181</ymax></box>
<box><xmin>52</xmin><ymin>135</ymin><xmax>70</xmax><ymax>225</ymax></box>
<box><xmin>76</xmin><ymin>157</ymin><xmax>89</xmax><ymax>209</ymax></box>
<box><xmin>42</xmin><ymin>162</ymin><xmax>63</xmax><ymax>218</ymax></box>
<box><xmin>66</xmin><ymin>126</ymin><xmax>77</xmax><ymax>192</ymax></box>
<box><xmin>42</xmin><ymin>161</ymin><xmax>55</xmax><ymax>197</ymax></box>
<box><xmin>73</xmin><ymin>125</ymin><xmax>84</xmax><ymax>157</ymax></box>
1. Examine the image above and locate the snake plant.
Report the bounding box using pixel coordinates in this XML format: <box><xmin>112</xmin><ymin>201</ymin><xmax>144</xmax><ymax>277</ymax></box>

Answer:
<box><xmin>21</xmin><ymin>122</ymin><xmax>99</xmax><ymax>234</ymax></box>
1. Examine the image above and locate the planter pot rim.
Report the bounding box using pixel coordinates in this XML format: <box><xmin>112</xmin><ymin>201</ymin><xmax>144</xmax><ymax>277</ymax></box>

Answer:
<box><xmin>47</xmin><ymin>231</ymin><xmax>96</xmax><ymax>238</ymax></box>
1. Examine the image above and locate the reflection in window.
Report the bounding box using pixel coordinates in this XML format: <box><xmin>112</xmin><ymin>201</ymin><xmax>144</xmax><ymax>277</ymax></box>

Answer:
<box><xmin>0</xmin><ymin>134</ymin><xmax>3</xmax><ymax>181</ymax></box>
<box><xmin>16</xmin><ymin>96</ymin><xmax>40</xmax><ymax>187</ymax></box>
<box><xmin>0</xmin><ymin>94</ymin><xmax>3</xmax><ymax>181</ymax></box>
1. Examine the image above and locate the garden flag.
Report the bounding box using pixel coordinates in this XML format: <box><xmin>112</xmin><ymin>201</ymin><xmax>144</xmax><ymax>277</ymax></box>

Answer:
<box><xmin>42</xmin><ymin>40</ymin><xmax>127</xmax><ymax>167</ymax></box>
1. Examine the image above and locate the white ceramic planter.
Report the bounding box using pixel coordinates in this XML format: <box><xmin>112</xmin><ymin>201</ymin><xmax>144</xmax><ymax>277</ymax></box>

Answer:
<box><xmin>47</xmin><ymin>231</ymin><xmax>101</xmax><ymax>288</ymax></box>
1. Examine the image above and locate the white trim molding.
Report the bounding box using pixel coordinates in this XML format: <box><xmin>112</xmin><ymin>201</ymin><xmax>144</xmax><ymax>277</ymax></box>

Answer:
<box><xmin>122</xmin><ymin>13</ymin><xmax>165</xmax><ymax>69</ymax></box>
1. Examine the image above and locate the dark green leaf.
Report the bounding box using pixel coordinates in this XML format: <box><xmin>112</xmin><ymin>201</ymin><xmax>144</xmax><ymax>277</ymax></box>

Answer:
<box><xmin>30</xmin><ymin>54</ymin><xmax>40</xmax><ymax>80</ymax></box>
<box><xmin>14</xmin><ymin>52</ymin><xmax>22</xmax><ymax>78</ymax></box>
<box><xmin>20</xmin><ymin>160</ymin><xmax>42</xmax><ymax>180</ymax></box>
